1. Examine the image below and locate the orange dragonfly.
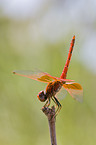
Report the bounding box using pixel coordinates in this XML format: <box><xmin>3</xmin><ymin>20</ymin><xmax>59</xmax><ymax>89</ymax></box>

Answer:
<box><xmin>13</xmin><ymin>36</ymin><xmax>83</xmax><ymax>115</ymax></box>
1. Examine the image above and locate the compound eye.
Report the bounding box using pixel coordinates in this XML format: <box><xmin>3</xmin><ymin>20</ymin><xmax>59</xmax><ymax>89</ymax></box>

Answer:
<box><xmin>37</xmin><ymin>91</ymin><xmax>47</xmax><ymax>102</ymax></box>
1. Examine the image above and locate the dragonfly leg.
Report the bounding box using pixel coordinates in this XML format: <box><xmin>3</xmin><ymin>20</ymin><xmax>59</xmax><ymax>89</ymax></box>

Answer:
<box><xmin>43</xmin><ymin>98</ymin><xmax>51</xmax><ymax>108</ymax></box>
<box><xmin>52</xmin><ymin>96</ymin><xmax>62</xmax><ymax>116</ymax></box>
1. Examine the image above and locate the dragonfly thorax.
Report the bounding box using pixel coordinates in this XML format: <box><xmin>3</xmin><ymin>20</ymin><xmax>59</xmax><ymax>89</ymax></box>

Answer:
<box><xmin>45</xmin><ymin>81</ymin><xmax>63</xmax><ymax>98</ymax></box>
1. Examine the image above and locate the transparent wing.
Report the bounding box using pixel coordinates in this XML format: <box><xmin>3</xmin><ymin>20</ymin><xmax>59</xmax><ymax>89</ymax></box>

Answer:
<box><xmin>56</xmin><ymin>87</ymin><xmax>68</xmax><ymax>100</ymax></box>
<box><xmin>63</xmin><ymin>82</ymin><xmax>83</xmax><ymax>102</ymax></box>
<box><xmin>13</xmin><ymin>70</ymin><xmax>56</xmax><ymax>83</ymax></box>
<box><xmin>13</xmin><ymin>70</ymin><xmax>74</xmax><ymax>83</ymax></box>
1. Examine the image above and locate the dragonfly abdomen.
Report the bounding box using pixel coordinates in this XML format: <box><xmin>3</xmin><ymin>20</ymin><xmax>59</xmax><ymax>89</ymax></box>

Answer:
<box><xmin>60</xmin><ymin>35</ymin><xmax>75</xmax><ymax>79</ymax></box>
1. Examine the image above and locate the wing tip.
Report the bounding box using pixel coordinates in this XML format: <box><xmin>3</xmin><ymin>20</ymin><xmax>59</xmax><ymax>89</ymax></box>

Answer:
<box><xmin>12</xmin><ymin>71</ymin><xmax>16</xmax><ymax>74</ymax></box>
<box><xmin>78</xmin><ymin>99</ymin><xmax>83</xmax><ymax>103</ymax></box>
<box><xmin>75</xmin><ymin>97</ymin><xmax>83</xmax><ymax>103</ymax></box>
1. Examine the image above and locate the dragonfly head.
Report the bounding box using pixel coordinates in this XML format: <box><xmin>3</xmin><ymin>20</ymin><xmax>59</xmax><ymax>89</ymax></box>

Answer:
<box><xmin>37</xmin><ymin>91</ymin><xmax>47</xmax><ymax>102</ymax></box>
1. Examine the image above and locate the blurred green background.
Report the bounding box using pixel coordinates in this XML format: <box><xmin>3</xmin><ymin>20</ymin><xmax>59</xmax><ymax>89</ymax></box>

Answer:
<box><xmin>0</xmin><ymin>0</ymin><xmax>96</xmax><ymax>145</ymax></box>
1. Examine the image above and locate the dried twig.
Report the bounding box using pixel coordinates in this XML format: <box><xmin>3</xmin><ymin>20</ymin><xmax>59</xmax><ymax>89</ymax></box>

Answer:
<box><xmin>42</xmin><ymin>106</ymin><xmax>57</xmax><ymax>145</ymax></box>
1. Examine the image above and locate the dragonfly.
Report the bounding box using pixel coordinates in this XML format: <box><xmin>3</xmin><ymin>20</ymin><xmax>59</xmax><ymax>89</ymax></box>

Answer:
<box><xmin>13</xmin><ymin>36</ymin><xmax>83</xmax><ymax>115</ymax></box>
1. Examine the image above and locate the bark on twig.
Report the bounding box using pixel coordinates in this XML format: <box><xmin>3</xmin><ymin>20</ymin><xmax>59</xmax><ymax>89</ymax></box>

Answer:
<box><xmin>42</xmin><ymin>106</ymin><xmax>57</xmax><ymax>145</ymax></box>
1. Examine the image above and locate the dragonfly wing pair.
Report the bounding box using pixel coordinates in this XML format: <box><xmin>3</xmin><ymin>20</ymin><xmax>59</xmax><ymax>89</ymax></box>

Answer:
<box><xmin>63</xmin><ymin>82</ymin><xmax>83</xmax><ymax>102</ymax></box>
<box><xmin>13</xmin><ymin>70</ymin><xmax>74</xmax><ymax>83</ymax></box>
<box><xmin>13</xmin><ymin>70</ymin><xmax>54</xmax><ymax>82</ymax></box>
<box><xmin>13</xmin><ymin>70</ymin><xmax>83</xmax><ymax>102</ymax></box>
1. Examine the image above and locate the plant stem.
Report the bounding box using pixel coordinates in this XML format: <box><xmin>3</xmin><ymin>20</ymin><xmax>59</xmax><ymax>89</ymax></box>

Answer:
<box><xmin>42</xmin><ymin>106</ymin><xmax>57</xmax><ymax>145</ymax></box>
